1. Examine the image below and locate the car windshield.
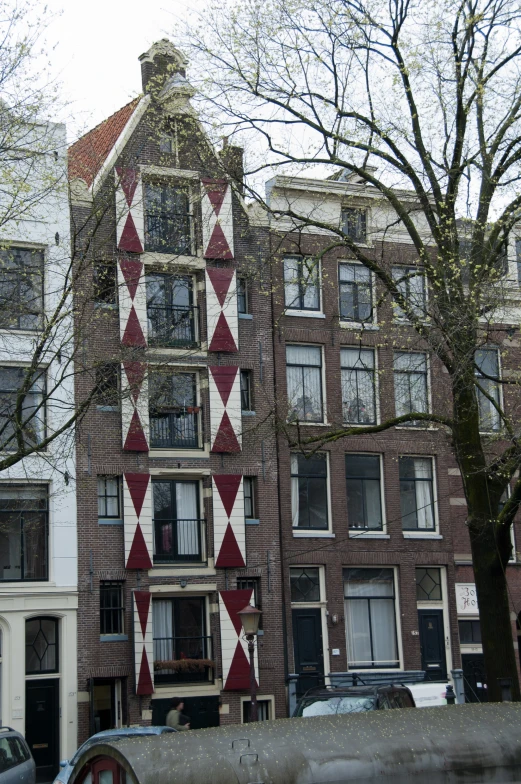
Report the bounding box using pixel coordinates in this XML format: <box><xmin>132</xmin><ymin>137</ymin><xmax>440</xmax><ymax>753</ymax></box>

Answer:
<box><xmin>299</xmin><ymin>695</ymin><xmax>376</xmax><ymax>717</ymax></box>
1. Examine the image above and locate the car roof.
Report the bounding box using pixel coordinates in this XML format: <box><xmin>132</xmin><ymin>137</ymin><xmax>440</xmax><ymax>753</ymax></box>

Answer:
<box><xmin>300</xmin><ymin>685</ymin><xmax>410</xmax><ymax>699</ymax></box>
<box><xmin>87</xmin><ymin>727</ymin><xmax>173</xmax><ymax>740</ymax></box>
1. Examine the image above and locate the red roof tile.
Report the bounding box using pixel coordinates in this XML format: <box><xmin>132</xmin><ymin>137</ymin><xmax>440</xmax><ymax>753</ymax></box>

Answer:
<box><xmin>68</xmin><ymin>97</ymin><xmax>141</xmax><ymax>187</ymax></box>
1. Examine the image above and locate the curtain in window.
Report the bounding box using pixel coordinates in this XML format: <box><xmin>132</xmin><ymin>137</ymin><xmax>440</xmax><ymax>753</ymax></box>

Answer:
<box><xmin>394</xmin><ymin>353</ymin><xmax>427</xmax><ymax>417</ymax></box>
<box><xmin>284</xmin><ymin>257</ymin><xmax>300</xmax><ymax>308</ymax></box>
<box><xmin>291</xmin><ymin>454</ymin><xmax>299</xmax><ymax>527</ymax></box>
<box><xmin>344</xmin><ymin>568</ymin><xmax>397</xmax><ymax>667</ymax></box>
<box><xmin>153</xmin><ymin>600</ymin><xmax>173</xmax><ymax>662</ymax></box>
<box><xmin>176</xmin><ymin>483</ymin><xmax>198</xmax><ymax>555</ymax></box>
<box><xmin>414</xmin><ymin>458</ymin><xmax>434</xmax><ymax>529</ymax></box>
<box><xmin>345</xmin><ymin>599</ymin><xmax>372</xmax><ymax>665</ymax></box>
<box><xmin>341</xmin><ymin>349</ymin><xmax>375</xmax><ymax>423</ymax></box>
<box><xmin>370</xmin><ymin>599</ymin><xmax>398</xmax><ymax>665</ymax></box>
<box><xmin>286</xmin><ymin>346</ymin><xmax>322</xmax><ymax>421</ymax></box>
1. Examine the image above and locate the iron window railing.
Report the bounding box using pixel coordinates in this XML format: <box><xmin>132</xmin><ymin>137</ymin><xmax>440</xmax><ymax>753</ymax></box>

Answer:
<box><xmin>145</xmin><ymin>213</ymin><xmax>193</xmax><ymax>255</ymax></box>
<box><xmin>153</xmin><ymin>518</ymin><xmax>207</xmax><ymax>564</ymax></box>
<box><xmin>149</xmin><ymin>409</ymin><xmax>200</xmax><ymax>449</ymax></box>
<box><xmin>147</xmin><ymin>304</ymin><xmax>199</xmax><ymax>347</ymax></box>
<box><xmin>153</xmin><ymin>635</ymin><xmax>214</xmax><ymax>684</ymax></box>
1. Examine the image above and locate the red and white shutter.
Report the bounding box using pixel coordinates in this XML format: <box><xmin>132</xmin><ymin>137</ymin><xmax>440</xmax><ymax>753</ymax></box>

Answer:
<box><xmin>117</xmin><ymin>258</ymin><xmax>148</xmax><ymax>348</ymax></box>
<box><xmin>121</xmin><ymin>361</ymin><xmax>149</xmax><ymax>452</ymax></box>
<box><xmin>123</xmin><ymin>473</ymin><xmax>153</xmax><ymax>570</ymax></box>
<box><xmin>212</xmin><ymin>475</ymin><xmax>246</xmax><ymax>568</ymax></box>
<box><xmin>133</xmin><ymin>590</ymin><xmax>154</xmax><ymax>695</ymax></box>
<box><xmin>115</xmin><ymin>168</ymin><xmax>144</xmax><ymax>253</ymax></box>
<box><xmin>208</xmin><ymin>365</ymin><xmax>241</xmax><ymax>453</ymax></box>
<box><xmin>201</xmin><ymin>179</ymin><xmax>234</xmax><ymax>260</ymax></box>
<box><xmin>219</xmin><ymin>589</ymin><xmax>258</xmax><ymax>691</ymax></box>
<box><xmin>205</xmin><ymin>268</ymin><xmax>238</xmax><ymax>352</ymax></box>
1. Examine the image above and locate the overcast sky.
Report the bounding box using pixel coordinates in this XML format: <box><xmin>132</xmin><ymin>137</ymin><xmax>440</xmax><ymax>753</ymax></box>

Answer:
<box><xmin>44</xmin><ymin>0</ymin><xmax>200</xmax><ymax>141</ymax></box>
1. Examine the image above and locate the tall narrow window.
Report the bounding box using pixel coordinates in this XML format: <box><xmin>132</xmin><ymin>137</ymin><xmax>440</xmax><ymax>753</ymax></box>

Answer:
<box><xmin>291</xmin><ymin>454</ymin><xmax>328</xmax><ymax>530</ymax></box>
<box><xmin>146</xmin><ymin>274</ymin><xmax>197</xmax><ymax>347</ymax></box>
<box><xmin>236</xmin><ymin>577</ymin><xmax>262</xmax><ymax>616</ymax></box>
<box><xmin>243</xmin><ymin>476</ymin><xmax>256</xmax><ymax>520</ymax></box>
<box><xmin>516</xmin><ymin>239</ymin><xmax>521</xmax><ymax>285</ymax></box>
<box><xmin>93</xmin><ymin>262</ymin><xmax>117</xmax><ymax>305</ymax></box>
<box><xmin>339</xmin><ymin>263</ymin><xmax>372</xmax><ymax>323</ymax></box>
<box><xmin>240</xmin><ymin>370</ymin><xmax>253</xmax><ymax>411</ymax></box>
<box><xmin>144</xmin><ymin>182</ymin><xmax>192</xmax><ymax>255</ymax></box>
<box><xmin>286</xmin><ymin>345</ymin><xmax>323</xmax><ymax>422</ymax></box>
<box><xmin>399</xmin><ymin>456</ymin><xmax>435</xmax><ymax>531</ymax></box>
<box><xmin>393</xmin><ymin>352</ymin><xmax>428</xmax><ymax>423</ymax></box>
<box><xmin>283</xmin><ymin>256</ymin><xmax>320</xmax><ymax>311</ymax></box>
<box><xmin>237</xmin><ymin>278</ymin><xmax>248</xmax><ymax>314</ymax></box>
<box><xmin>0</xmin><ymin>485</ymin><xmax>48</xmax><ymax>581</ymax></box>
<box><xmin>341</xmin><ymin>348</ymin><xmax>376</xmax><ymax>424</ymax></box>
<box><xmin>345</xmin><ymin>454</ymin><xmax>383</xmax><ymax>530</ymax></box>
<box><xmin>344</xmin><ymin>568</ymin><xmax>398</xmax><ymax>668</ymax></box>
<box><xmin>152</xmin><ymin>479</ymin><xmax>203</xmax><ymax>563</ymax></box>
<box><xmin>0</xmin><ymin>247</ymin><xmax>44</xmax><ymax>329</ymax></box>
<box><xmin>149</xmin><ymin>371</ymin><xmax>199</xmax><ymax>449</ymax></box>
<box><xmin>475</xmin><ymin>348</ymin><xmax>501</xmax><ymax>432</ymax></box>
<box><xmin>391</xmin><ymin>267</ymin><xmax>426</xmax><ymax>319</ymax></box>
<box><xmin>342</xmin><ymin>208</ymin><xmax>367</xmax><ymax>243</ymax></box>
<box><xmin>0</xmin><ymin>366</ymin><xmax>46</xmax><ymax>450</ymax></box>
<box><xmin>97</xmin><ymin>477</ymin><xmax>121</xmax><ymax>519</ymax></box>
<box><xmin>25</xmin><ymin>617</ymin><xmax>58</xmax><ymax>673</ymax></box>
<box><xmin>100</xmin><ymin>582</ymin><xmax>125</xmax><ymax>635</ymax></box>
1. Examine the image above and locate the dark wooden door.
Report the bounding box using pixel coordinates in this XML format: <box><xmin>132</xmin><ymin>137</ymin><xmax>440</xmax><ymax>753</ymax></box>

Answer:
<box><xmin>418</xmin><ymin>609</ymin><xmax>447</xmax><ymax>681</ymax></box>
<box><xmin>462</xmin><ymin>654</ymin><xmax>488</xmax><ymax>703</ymax></box>
<box><xmin>25</xmin><ymin>679</ymin><xmax>59</xmax><ymax>782</ymax></box>
<box><xmin>292</xmin><ymin>608</ymin><xmax>324</xmax><ymax>696</ymax></box>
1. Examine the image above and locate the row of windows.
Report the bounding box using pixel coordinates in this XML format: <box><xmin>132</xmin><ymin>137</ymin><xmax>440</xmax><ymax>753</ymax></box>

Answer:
<box><xmin>285</xmin><ymin>344</ymin><xmax>501</xmax><ymax>431</ymax></box>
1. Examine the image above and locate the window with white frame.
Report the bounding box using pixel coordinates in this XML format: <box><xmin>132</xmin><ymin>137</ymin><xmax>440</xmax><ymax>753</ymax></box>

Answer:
<box><xmin>342</xmin><ymin>208</ymin><xmax>367</xmax><ymax>243</ymax></box>
<box><xmin>341</xmin><ymin>348</ymin><xmax>376</xmax><ymax>424</ymax></box>
<box><xmin>286</xmin><ymin>345</ymin><xmax>323</xmax><ymax>423</ymax></box>
<box><xmin>0</xmin><ymin>247</ymin><xmax>44</xmax><ymax>330</ymax></box>
<box><xmin>149</xmin><ymin>370</ymin><xmax>200</xmax><ymax>449</ymax></box>
<box><xmin>0</xmin><ymin>485</ymin><xmax>48</xmax><ymax>581</ymax></box>
<box><xmin>291</xmin><ymin>454</ymin><xmax>328</xmax><ymax>530</ymax></box>
<box><xmin>283</xmin><ymin>256</ymin><xmax>320</xmax><ymax>311</ymax></box>
<box><xmin>152</xmin><ymin>596</ymin><xmax>211</xmax><ymax>684</ymax></box>
<box><xmin>393</xmin><ymin>352</ymin><xmax>429</xmax><ymax>424</ymax></box>
<box><xmin>144</xmin><ymin>182</ymin><xmax>193</xmax><ymax>255</ymax></box>
<box><xmin>399</xmin><ymin>456</ymin><xmax>436</xmax><ymax>531</ymax></box>
<box><xmin>416</xmin><ymin>567</ymin><xmax>442</xmax><ymax>601</ymax></box>
<box><xmin>345</xmin><ymin>454</ymin><xmax>383</xmax><ymax>530</ymax></box>
<box><xmin>242</xmin><ymin>699</ymin><xmax>272</xmax><ymax>722</ymax></box>
<box><xmin>97</xmin><ymin>476</ymin><xmax>121</xmax><ymax>519</ymax></box>
<box><xmin>0</xmin><ymin>366</ymin><xmax>46</xmax><ymax>450</ymax></box>
<box><xmin>516</xmin><ymin>239</ymin><xmax>521</xmax><ymax>285</ymax></box>
<box><xmin>475</xmin><ymin>348</ymin><xmax>501</xmax><ymax>432</ymax></box>
<box><xmin>339</xmin><ymin>263</ymin><xmax>372</xmax><ymax>323</ymax></box>
<box><xmin>391</xmin><ymin>266</ymin><xmax>426</xmax><ymax>319</ymax></box>
<box><xmin>146</xmin><ymin>273</ymin><xmax>198</xmax><ymax>348</ymax></box>
<box><xmin>290</xmin><ymin>567</ymin><xmax>321</xmax><ymax>602</ymax></box>
<box><xmin>344</xmin><ymin>568</ymin><xmax>399</xmax><ymax>668</ymax></box>
<box><xmin>152</xmin><ymin>479</ymin><xmax>203</xmax><ymax>563</ymax></box>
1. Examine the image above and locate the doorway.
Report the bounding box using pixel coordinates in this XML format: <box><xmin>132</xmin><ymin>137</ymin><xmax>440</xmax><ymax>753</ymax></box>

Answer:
<box><xmin>418</xmin><ymin>609</ymin><xmax>447</xmax><ymax>682</ymax></box>
<box><xmin>25</xmin><ymin>678</ymin><xmax>59</xmax><ymax>782</ymax></box>
<box><xmin>292</xmin><ymin>608</ymin><xmax>324</xmax><ymax>697</ymax></box>
<box><xmin>90</xmin><ymin>679</ymin><xmax>123</xmax><ymax>734</ymax></box>
<box><xmin>462</xmin><ymin>654</ymin><xmax>488</xmax><ymax>702</ymax></box>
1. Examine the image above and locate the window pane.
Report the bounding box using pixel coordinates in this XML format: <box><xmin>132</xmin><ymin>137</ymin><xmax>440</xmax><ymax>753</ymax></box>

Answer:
<box><xmin>284</xmin><ymin>257</ymin><xmax>301</xmax><ymax>308</ymax></box>
<box><xmin>370</xmin><ymin>599</ymin><xmax>398</xmax><ymax>666</ymax></box>
<box><xmin>416</xmin><ymin>568</ymin><xmax>442</xmax><ymax>601</ymax></box>
<box><xmin>344</xmin><ymin>568</ymin><xmax>394</xmax><ymax>597</ymax></box>
<box><xmin>290</xmin><ymin>567</ymin><xmax>320</xmax><ymax>602</ymax></box>
<box><xmin>0</xmin><ymin>248</ymin><xmax>43</xmax><ymax>330</ymax></box>
<box><xmin>346</xmin><ymin>597</ymin><xmax>371</xmax><ymax>665</ymax></box>
<box><xmin>286</xmin><ymin>345</ymin><xmax>321</xmax><ymax>366</ymax></box>
<box><xmin>346</xmin><ymin>454</ymin><xmax>380</xmax><ymax>479</ymax></box>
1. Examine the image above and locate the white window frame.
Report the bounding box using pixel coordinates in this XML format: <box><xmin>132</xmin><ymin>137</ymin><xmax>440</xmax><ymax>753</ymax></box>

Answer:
<box><xmin>341</xmin><ymin>206</ymin><xmax>371</xmax><ymax>247</ymax></box>
<box><xmin>475</xmin><ymin>346</ymin><xmax>503</xmax><ymax>435</ymax></box>
<box><xmin>399</xmin><ymin>455</ymin><xmax>441</xmax><ymax>539</ymax></box>
<box><xmin>148</xmin><ymin>364</ymin><xmax>204</xmax><ymax>455</ymax></box>
<box><xmin>291</xmin><ymin>451</ymin><xmax>334</xmax><ymax>537</ymax></box>
<box><xmin>285</xmin><ymin>344</ymin><xmax>327</xmax><ymax>425</ymax></box>
<box><xmin>151</xmin><ymin>476</ymin><xmax>207</xmax><ymax>565</ymax></box>
<box><xmin>346</xmin><ymin>453</ymin><xmax>388</xmax><ymax>538</ymax></box>
<box><xmin>340</xmin><ymin>346</ymin><xmax>380</xmax><ymax>426</ymax></box>
<box><xmin>415</xmin><ymin>566</ymin><xmax>452</xmax><ymax>678</ymax></box>
<box><xmin>393</xmin><ymin>351</ymin><xmax>432</xmax><ymax>429</ymax></box>
<box><xmin>343</xmin><ymin>565</ymin><xmax>404</xmax><ymax>672</ymax></box>
<box><xmin>289</xmin><ymin>565</ymin><xmax>330</xmax><ymax>679</ymax></box>
<box><xmin>97</xmin><ymin>476</ymin><xmax>123</xmax><ymax>524</ymax></box>
<box><xmin>391</xmin><ymin>265</ymin><xmax>428</xmax><ymax>323</ymax></box>
<box><xmin>240</xmin><ymin>694</ymin><xmax>275</xmax><ymax>723</ymax></box>
<box><xmin>145</xmin><ymin>270</ymin><xmax>199</xmax><ymax>347</ymax></box>
<box><xmin>283</xmin><ymin>255</ymin><xmax>324</xmax><ymax>318</ymax></box>
<box><xmin>338</xmin><ymin>260</ymin><xmax>378</xmax><ymax>329</ymax></box>
<box><xmin>143</xmin><ymin>177</ymin><xmax>196</xmax><ymax>257</ymax></box>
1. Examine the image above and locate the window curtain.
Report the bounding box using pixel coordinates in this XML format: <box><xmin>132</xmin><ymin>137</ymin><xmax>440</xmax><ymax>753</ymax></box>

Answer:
<box><xmin>345</xmin><ymin>599</ymin><xmax>371</xmax><ymax>665</ymax></box>
<box><xmin>370</xmin><ymin>599</ymin><xmax>398</xmax><ymax>665</ymax></box>
<box><xmin>153</xmin><ymin>600</ymin><xmax>173</xmax><ymax>662</ymax></box>
<box><xmin>286</xmin><ymin>346</ymin><xmax>322</xmax><ymax>422</ymax></box>
<box><xmin>175</xmin><ymin>483</ymin><xmax>198</xmax><ymax>555</ymax></box>
<box><xmin>414</xmin><ymin>459</ymin><xmax>434</xmax><ymax>529</ymax></box>
<box><xmin>302</xmin><ymin>258</ymin><xmax>319</xmax><ymax>309</ymax></box>
<box><xmin>291</xmin><ymin>454</ymin><xmax>299</xmax><ymax>527</ymax></box>
<box><xmin>284</xmin><ymin>257</ymin><xmax>300</xmax><ymax>308</ymax></box>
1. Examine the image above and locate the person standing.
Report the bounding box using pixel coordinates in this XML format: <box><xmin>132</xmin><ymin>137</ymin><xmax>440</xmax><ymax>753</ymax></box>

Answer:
<box><xmin>166</xmin><ymin>698</ymin><xmax>190</xmax><ymax>730</ymax></box>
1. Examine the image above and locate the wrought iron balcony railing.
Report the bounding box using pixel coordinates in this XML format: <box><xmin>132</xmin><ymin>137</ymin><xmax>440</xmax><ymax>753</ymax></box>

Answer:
<box><xmin>153</xmin><ymin>518</ymin><xmax>207</xmax><ymax>564</ymax></box>
<box><xmin>147</xmin><ymin>304</ymin><xmax>199</xmax><ymax>348</ymax></box>
<box><xmin>149</xmin><ymin>408</ymin><xmax>200</xmax><ymax>449</ymax></box>
<box><xmin>153</xmin><ymin>635</ymin><xmax>214</xmax><ymax>685</ymax></box>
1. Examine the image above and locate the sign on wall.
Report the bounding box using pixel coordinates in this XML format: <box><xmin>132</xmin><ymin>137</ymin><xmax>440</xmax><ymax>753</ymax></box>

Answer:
<box><xmin>456</xmin><ymin>583</ymin><xmax>479</xmax><ymax>614</ymax></box>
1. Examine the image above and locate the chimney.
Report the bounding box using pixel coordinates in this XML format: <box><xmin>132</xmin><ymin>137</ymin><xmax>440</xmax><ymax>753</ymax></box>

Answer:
<box><xmin>139</xmin><ymin>40</ymin><xmax>188</xmax><ymax>95</ymax></box>
<box><xmin>221</xmin><ymin>140</ymin><xmax>245</xmax><ymax>193</ymax></box>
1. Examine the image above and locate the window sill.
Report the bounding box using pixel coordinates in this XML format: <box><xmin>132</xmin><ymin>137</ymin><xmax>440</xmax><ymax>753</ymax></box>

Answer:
<box><xmin>96</xmin><ymin>405</ymin><xmax>119</xmax><ymax>412</ymax></box>
<box><xmin>98</xmin><ymin>518</ymin><xmax>123</xmax><ymax>525</ymax></box>
<box><xmin>395</xmin><ymin>426</ymin><xmax>439</xmax><ymax>431</ymax></box>
<box><xmin>285</xmin><ymin>310</ymin><xmax>326</xmax><ymax>319</ymax></box>
<box><xmin>349</xmin><ymin>531</ymin><xmax>390</xmax><ymax>539</ymax></box>
<box><xmin>238</xmin><ymin>313</ymin><xmax>253</xmax><ymax>320</ymax></box>
<box><xmin>149</xmin><ymin>448</ymin><xmax>209</xmax><ymax>458</ymax></box>
<box><xmin>0</xmin><ymin>327</ymin><xmax>40</xmax><ymax>335</ymax></box>
<box><xmin>339</xmin><ymin>322</ymin><xmax>378</xmax><ymax>330</ymax></box>
<box><xmin>286</xmin><ymin>421</ymin><xmax>330</xmax><ymax>427</ymax></box>
<box><xmin>94</xmin><ymin>302</ymin><xmax>118</xmax><ymax>310</ymax></box>
<box><xmin>242</xmin><ymin>410</ymin><xmax>256</xmax><ymax>417</ymax></box>
<box><xmin>292</xmin><ymin>531</ymin><xmax>335</xmax><ymax>538</ymax></box>
<box><xmin>245</xmin><ymin>518</ymin><xmax>260</xmax><ymax>526</ymax></box>
<box><xmin>403</xmin><ymin>532</ymin><xmax>442</xmax><ymax>539</ymax></box>
<box><xmin>342</xmin><ymin>421</ymin><xmax>378</xmax><ymax>428</ymax></box>
<box><xmin>100</xmin><ymin>635</ymin><xmax>128</xmax><ymax>642</ymax></box>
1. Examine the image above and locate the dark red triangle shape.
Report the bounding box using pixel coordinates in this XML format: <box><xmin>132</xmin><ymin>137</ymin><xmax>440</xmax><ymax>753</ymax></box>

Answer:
<box><xmin>122</xmin><ymin>306</ymin><xmax>147</xmax><ymax>347</ymax></box>
<box><xmin>206</xmin><ymin>184</ymin><xmax>226</xmax><ymax>215</ymax></box>
<box><xmin>134</xmin><ymin>591</ymin><xmax>151</xmax><ymax>637</ymax></box>
<box><xmin>124</xmin><ymin>473</ymin><xmax>150</xmax><ymax>517</ymax></box>
<box><xmin>209</xmin><ymin>312</ymin><xmax>237</xmax><ymax>352</ymax></box>
<box><xmin>220</xmin><ymin>589</ymin><xmax>255</xmax><ymax>636</ymax></box>
<box><xmin>124</xmin><ymin>361</ymin><xmax>146</xmax><ymax>402</ymax></box>
<box><xmin>124</xmin><ymin>409</ymin><xmax>149</xmax><ymax>452</ymax></box>
<box><xmin>209</xmin><ymin>365</ymin><xmax>238</xmax><ymax>406</ymax></box>
<box><xmin>205</xmin><ymin>221</ymin><xmax>233</xmax><ymax>260</ymax></box>
<box><xmin>216</xmin><ymin>522</ymin><xmax>246</xmax><ymax>569</ymax></box>
<box><xmin>116</xmin><ymin>167</ymin><xmax>139</xmax><ymax>207</ymax></box>
<box><xmin>119</xmin><ymin>258</ymin><xmax>142</xmax><ymax>300</ymax></box>
<box><xmin>213</xmin><ymin>474</ymin><xmax>242</xmax><ymax>518</ymax></box>
<box><xmin>119</xmin><ymin>212</ymin><xmax>143</xmax><ymax>253</ymax></box>
<box><xmin>137</xmin><ymin>647</ymin><xmax>154</xmax><ymax>695</ymax></box>
<box><xmin>207</xmin><ymin>267</ymin><xmax>234</xmax><ymax>307</ymax></box>
<box><xmin>127</xmin><ymin>522</ymin><xmax>153</xmax><ymax>569</ymax></box>
<box><xmin>224</xmin><ymin>641</ymin><xmax>256</xmax><ymax>691</ymax></box>
<box><xmin>212</xmin><ymin>411</ymin><xmax>241</xmax><ymax>453</ymax></box>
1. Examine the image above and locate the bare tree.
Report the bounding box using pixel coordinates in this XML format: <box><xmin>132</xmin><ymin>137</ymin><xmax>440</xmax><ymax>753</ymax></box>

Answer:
<box><xmin>185</xmin><ymin>0</ymin><xmax>521</xmax><ymax>699</ymax></box>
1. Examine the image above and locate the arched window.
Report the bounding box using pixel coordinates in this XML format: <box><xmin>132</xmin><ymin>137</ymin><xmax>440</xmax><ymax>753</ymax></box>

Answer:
<box><xmin>79</xmin><ymin>757</ymin><xmax>126</xmax><ymax>784</ymax></box>
<box><xmin>25</xmin><ymin>617</ymin><xmax>58</xmax><ymax>674</ymax></box>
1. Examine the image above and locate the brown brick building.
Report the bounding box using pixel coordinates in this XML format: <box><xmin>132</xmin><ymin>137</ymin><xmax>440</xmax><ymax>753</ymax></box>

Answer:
<box><xmin>69</xmin><ymin>40</ymin><xmax>286</xmax><ymax>740</ymax></box>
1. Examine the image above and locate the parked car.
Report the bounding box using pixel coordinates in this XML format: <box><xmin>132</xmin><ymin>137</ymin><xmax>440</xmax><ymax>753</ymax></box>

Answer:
<box><xmin>293</xmin><ymin>684</ymin><xmax>416</xmax><ymax>717</ymax></box>
<box><xmin>53</xmin><ymin>726</ymin><xmax>177</xmax><ymax>784</ymax></box>
<box><xmin>0</xmin><ymin>726</ymin><xmax>35</xmax><ymax>784</ymax></box>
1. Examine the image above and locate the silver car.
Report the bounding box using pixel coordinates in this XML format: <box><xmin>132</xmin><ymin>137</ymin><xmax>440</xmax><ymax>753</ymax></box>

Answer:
<box><xmin>0</xmin><ymin>727</ymin><xmax>35</xmax><ymax>784</ymax></box>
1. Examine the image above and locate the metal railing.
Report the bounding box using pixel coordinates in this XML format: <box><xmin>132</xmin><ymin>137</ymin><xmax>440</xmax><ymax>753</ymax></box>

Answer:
<box><xmin>149</xmin><ymin>409</ymin><xmax>200</xmax><ymax>449</ymax></box>
<box><xmin>145</xmin><ymin>214</ymin><xmax>193</xmax><ymax>255</ymax></box>
<box><xmin>147</xmin><ymin>304</ymin><xmax>199</xmax><ymax>348</ymax></box>
<box><xmin>154</xmin><ymin>518</ymin><xmax>206</xmax><ymax>564</ymax></box>
<box><xmin>153</xmin><ymin>635</ymin><xmax>214</xmax><ymax>684</ymax></box>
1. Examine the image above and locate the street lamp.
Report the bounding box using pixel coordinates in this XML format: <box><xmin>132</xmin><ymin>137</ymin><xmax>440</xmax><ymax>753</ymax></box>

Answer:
<box><xmin>237</xmin><ymin>604</ymin><xmax>262</xmax><ymax>722</ymax></box>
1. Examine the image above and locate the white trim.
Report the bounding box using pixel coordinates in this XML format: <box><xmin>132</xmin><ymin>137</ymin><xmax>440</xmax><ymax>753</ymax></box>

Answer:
<box><xmin>239</xmin><ymin>694</ymin><xmax>275</xmax><ymax>722</ymax></box>
<box><xmin>337</xmin><ymin>259</ymin><xmax>378</xmax><ymax>328</ymax></box>
<box><xmin>285</xmin><ymin>342</ymin><xmax>327</xmax><ymax>425</ymax></box>
<box><xmin>340</xmin><ymin>345</ymin><xmax>380</xmax><ymax>426</ymax></box>
<box><xmin>285</xmin><ymin>310</ymin><xmax>326</xmax><ymax>319</ymax></box>
<box><xmin>345</xmin><ymin>451</ymin><xmax>386</xmax><ymax>534</ymax></box>
<box><xmin>399</xmin><ymin>453</ymin><xmax>439</xmax><ymax>535</ymax></box>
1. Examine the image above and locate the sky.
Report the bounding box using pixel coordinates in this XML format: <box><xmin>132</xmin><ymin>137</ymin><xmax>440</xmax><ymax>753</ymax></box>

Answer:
<box><xmin>43</xmin><ymin>0</ymin><xmax>202</xmax><ymax>142</ymax></box>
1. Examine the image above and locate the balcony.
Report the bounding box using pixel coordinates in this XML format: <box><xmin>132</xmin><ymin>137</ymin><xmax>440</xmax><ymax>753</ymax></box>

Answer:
<box><xmin>153</xmin><ymin>518</ymin><xmax>207</xmax><ymax>564</ymax></box>
<box><xmin>149</xmin><ymin>409</ymin><xmax>200</xmax><ymax>449</ymax></box>
<box><xmin>153</xmin><ymin>635</ymin><xmax>214</xmax><ymax>685</ymax></box>
<box><xmin>147</xmin><ymin>304</ymin><xmax>199</xmax><ymax>348</ymax></box>
<box><xmin>145</xmin><ymin>213</ymin><xmax>193</xmax><ymax>255</ymax></box>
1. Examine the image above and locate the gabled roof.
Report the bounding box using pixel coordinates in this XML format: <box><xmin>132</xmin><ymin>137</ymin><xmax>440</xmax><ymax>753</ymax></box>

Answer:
<box><xmin>68</xmin><ymin>97</ymin><xmax>141</xmax><ymax>187</ymax></box>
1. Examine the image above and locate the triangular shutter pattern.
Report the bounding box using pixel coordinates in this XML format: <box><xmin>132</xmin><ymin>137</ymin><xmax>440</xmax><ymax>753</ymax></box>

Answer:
<box><xmin>208</xmin><ymin>366</ymin><xmax>242</xmax><ymax>453</ymax></box>
<box><xmin>219</xmin><ymin>589</ymin><xmax>258</xmax><ymax>690</ymax></box>
<box><xmin>123</xmin><ymin>473</ymin><xmax>153</xmax><ymax>569</ymax></box>
<box><xmin>201</xmin><ymin>179</ymin><xmax>234</xmax><ymax>259</ymax></box>
<box><xmin>205</xmin><ymin>268</ymin><xmax>238</xmax><ymax>353</ymax></box>
<box><xmin>212</xmin><ymin>474</ymin><xmax>246</xmax><ymax>568</ymax></box>
<box><xmin>133</xmin><ymin>591</ymin><xmax>154</xmax><ymax>694</ymax></box>
<box><xmin>116</xmin><ymin>168</ymin><xmax>145</xmax><ymax>253</ymax></box>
